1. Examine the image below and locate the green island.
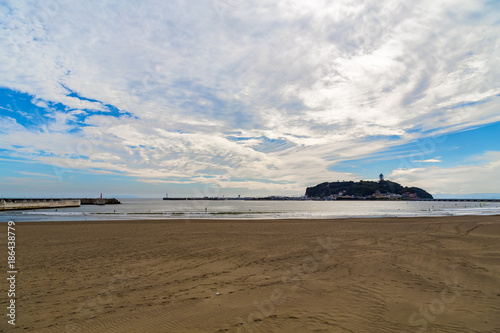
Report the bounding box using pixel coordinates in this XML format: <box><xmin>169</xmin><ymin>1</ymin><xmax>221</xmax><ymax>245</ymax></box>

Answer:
<box><xmin>305</xmin><ymin>174</ymin><xmax>433</xmax><ymax>200</ymax></box>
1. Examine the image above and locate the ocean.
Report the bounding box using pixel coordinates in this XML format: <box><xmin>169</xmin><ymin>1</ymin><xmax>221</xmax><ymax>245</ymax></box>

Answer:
<box><xmin>2</xmin><ymin>198</ymin><xmax>500</xmax><ymax>222</ymax></box>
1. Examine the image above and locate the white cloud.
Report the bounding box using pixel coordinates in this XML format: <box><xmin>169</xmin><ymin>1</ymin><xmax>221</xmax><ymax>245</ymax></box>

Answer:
<box><xmin>16</xmin><ymin>171</ymin><xmax>59</xmax><ymax>179</ymax></box>
<box><xmin>0</xmin><ymin>0</ymin><xmax>499</xmax><ymax>194</ymax></box>
<box><xmin>389</xmin><ymin>151</ymin><xmax>500</xmax><ymax>194</ymax></box>
<box><xmin>413</xmin><ymin>158</ymin><xmax>442</xmax><ymax>163</ymax></box>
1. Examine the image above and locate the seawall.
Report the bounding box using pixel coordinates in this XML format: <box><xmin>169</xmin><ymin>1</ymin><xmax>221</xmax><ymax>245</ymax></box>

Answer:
<box><xmin>0</xmin><ymin>199</ymin><xmax>81</xmax><ymax>211</ymax></box>
<box><xmin>79</xmin><ymin>198</ymin><xmax>121</xmax><ymax>205</ymax></box>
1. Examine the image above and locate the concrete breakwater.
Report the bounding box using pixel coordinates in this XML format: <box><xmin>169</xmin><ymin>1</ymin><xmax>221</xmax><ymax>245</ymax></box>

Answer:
<box><xmin>0</xmin><ymin>199</ymin><xmax>81</xmax><ymax>211</ymax></box>
<box><xmin>79</xmin><ymin>198</ymin><xmax>121</xmax><ymax>205</ymax></box>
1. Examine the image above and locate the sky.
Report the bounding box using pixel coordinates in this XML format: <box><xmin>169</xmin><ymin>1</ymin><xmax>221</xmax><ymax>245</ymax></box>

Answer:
<box><xmin>0</xmin><ymin>0</ymin><xmax>499</xmax><ymax>198</ymax></box>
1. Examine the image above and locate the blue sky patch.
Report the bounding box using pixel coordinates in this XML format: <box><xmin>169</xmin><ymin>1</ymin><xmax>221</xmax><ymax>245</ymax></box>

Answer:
<box><xmin>331</xmin><ymin>121</ymin><xmax>500</xmax><ymax>179</ymax></box>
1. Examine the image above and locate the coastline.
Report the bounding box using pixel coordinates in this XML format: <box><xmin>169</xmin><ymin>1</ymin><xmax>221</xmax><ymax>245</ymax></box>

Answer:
<box><xmin>4</xmin><ymin>215</ymin><xmax>500</xmax><ymax>332</ymax></box>
<box><xmin>3</xmin><ymin>198</ymin><xmax>499</xmax><ymax>222</ymax></box>
<box><xmin>7</xmin><ymin>213</ymin><xmax>500</xmax><ymax>224</ymax></box>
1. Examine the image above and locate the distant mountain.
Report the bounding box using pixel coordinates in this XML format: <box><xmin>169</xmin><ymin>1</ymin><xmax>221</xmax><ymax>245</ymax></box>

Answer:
<box><xmin>305</xmin><ymin>180</ymin><xmax>433</xmax><ymax>199</ymax></box>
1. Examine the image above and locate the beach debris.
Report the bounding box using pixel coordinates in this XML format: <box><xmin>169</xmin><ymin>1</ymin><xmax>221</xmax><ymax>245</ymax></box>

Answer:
<box><xmin>216</xmin><ymin>292</ymin><xmax>221</xmax><ymax>295</ymax></box>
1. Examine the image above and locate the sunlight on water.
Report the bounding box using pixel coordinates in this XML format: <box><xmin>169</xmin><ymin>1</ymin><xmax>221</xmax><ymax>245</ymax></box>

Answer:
<box><xmin>2</xmin><ymin>199</ymin><xmax>500</xmax><ymax>222</ymax></box>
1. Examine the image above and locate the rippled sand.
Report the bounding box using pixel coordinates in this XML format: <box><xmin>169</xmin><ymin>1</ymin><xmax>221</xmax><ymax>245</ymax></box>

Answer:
<box><xmin>4</xmin><ymin>215</ymin><xmax>500</xmax><ymax>332</ymax></box>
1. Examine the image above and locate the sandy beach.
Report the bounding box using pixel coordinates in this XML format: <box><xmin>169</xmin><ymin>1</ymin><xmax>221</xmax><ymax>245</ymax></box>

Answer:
<box><xmin>2</xmin><ymin>215</ymin><xmax>500</xmax><ymax>332</ymax></box>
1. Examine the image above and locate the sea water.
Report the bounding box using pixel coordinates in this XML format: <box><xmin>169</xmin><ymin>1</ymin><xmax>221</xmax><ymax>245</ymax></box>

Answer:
<box><xmin>1</xmin><ymin>198</ymin><xmax>500</xmax><ymax>222</ymax></box>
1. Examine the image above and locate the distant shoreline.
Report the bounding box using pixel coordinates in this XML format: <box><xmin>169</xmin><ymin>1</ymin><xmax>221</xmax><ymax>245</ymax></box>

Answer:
<box><xmin>6</xmin><ymin>214</ymin><xmax>500</xmax><ymax>224</ymax></box>
<box><xmin>163</xmin><ymin>197</ymin><xmax>500</xmax><ymax>202</ymax></box>
<box><xmin>12</xmin><ymin>213</ymin><xmax>500</xmax><ymax>224</ymax></box>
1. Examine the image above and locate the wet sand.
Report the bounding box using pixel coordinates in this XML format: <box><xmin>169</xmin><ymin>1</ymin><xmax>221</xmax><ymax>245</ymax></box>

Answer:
<box><xmin>2</xmin><ymin>215</ymin><xmax>500</xmax><ymax>332</ymax></box>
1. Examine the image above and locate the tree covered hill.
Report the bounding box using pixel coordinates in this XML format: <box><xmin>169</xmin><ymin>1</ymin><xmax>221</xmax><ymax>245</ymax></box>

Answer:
<box><xmin>305</xmin><ymin>180</ymin><xmax>433</xmax><ymax>199</ymax></box>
